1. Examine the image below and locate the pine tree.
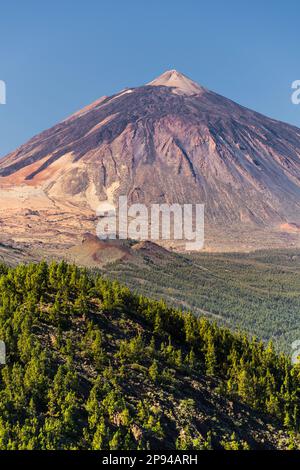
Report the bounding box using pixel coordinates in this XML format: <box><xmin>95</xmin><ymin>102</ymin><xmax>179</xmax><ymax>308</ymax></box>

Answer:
<box><xmin>148</xmin><ymin>360</ymin><xmax>159</xmax><ymax>382</ymax></box>
<box><xmin>205</xmin><ymin>332</ymin><xmax>217</xmax><ymax>376</ymax></box>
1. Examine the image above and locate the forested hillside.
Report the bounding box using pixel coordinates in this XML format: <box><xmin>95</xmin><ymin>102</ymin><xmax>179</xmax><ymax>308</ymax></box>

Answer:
<box><xmin>0</xmin><ymin>261</ymin><xmax>299</xmax><ymax>450</ymax></box>
<box><xmin>104</xmin><ymin>247</ymin><xmax>300</xmax><ymax>353</ymax></box>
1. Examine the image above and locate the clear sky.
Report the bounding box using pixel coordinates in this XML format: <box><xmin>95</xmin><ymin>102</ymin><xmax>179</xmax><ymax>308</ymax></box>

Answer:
<box><xmin>0</xmin><ymin>0</ymin><xmax>299</xmax><ymax>157</ymax></box>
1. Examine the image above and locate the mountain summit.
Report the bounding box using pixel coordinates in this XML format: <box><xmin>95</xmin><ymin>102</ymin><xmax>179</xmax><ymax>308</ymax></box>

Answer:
<box><xmin>147</xmin><ymin>69</ymin><xmax>205</xmax><ymax>95</ymax></box>
<box><xmin>0</xmin><ymin>70</ymin><xmax>300</xmax><ymax>251</ymax></box>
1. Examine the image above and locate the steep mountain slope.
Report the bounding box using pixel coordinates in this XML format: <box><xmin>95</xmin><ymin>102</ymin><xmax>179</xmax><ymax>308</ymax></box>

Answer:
<box><xmin>0</xmin><ymin>261</ymin><xmax>299</xmax><ymax>450</ymax></box>
<box><xmin>1</xmin><ymin>70</ymin><xmax>300</xmax><ymax>251</ymax></box>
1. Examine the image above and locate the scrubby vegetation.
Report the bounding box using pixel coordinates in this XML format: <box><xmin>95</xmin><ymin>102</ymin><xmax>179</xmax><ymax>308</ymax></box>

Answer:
<box><xmin>0</xmin><ymin>261</ymin><xmax>299</xmax><ymax>450</ymax></box>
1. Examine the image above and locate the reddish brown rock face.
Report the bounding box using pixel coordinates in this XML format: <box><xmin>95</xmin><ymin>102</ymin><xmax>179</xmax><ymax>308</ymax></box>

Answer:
<box><xmin>1</xmin><ymin>70</ymin><xmax>300</xmax><ymax>253</ymax></box>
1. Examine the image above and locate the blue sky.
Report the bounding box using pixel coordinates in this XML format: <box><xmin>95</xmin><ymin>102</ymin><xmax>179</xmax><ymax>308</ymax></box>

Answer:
<box><xmin>0</xmin><ymin>0</ymin><xmax>299</xmax><ymax>156</ymax></box>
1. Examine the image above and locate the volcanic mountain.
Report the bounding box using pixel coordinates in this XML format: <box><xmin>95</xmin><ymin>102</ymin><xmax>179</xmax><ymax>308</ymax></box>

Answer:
<box><xmin>1</xmin><ymin>69</ymin><xmax>300</xmax><ymax>253</ymax></box>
